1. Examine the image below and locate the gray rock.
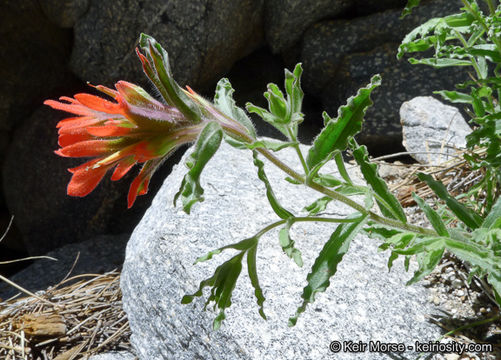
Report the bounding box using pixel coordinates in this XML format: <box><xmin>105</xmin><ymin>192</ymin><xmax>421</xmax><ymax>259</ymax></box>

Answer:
<box><xmin>89</xmin><ymin>351</ymin><xmax>137</xmax><ymax>360</ymax></box>
<box><xmin>353</xmin><ymin>0</ymin><xmax>407</xmax><ymax>16</ymax></box>
<box><xmin>121</xmin><ymin>140</ymin><xmax>442</xmax><ymax>359</ymax></box>
<box><xmin>39</xmin><ymin>0</ymin><xmax>89</xmax><ymax>28</ymax></box>
<box><xmin>400</xmin><ymin>96</ymin><xmax>472</xmax><ymax>164</ymax></box>
<box><xmin>0</xmin><ymin>0</ymin><xmax>73</xmax><ymax>160</ymax></box>
<box><xmin>300</xmin><ymin>0</ymin><xmax>465</xmax><ymax>148</ymax></box>
<box><xmin>322</xmin><ymin>43</ymin><xmax>465</xmax><ymax>149</ymax></box>
<box><xmin>265</xmin><ymin>0</ymin><xmax>350</xmax><ymax>53</ymax></box>
<box><xmin>70</xmin><ymin>0</ymin><xmax>264</xmax><ymax>91</ymax></box>
<box><xmin>0</xmin><ymin>233</ymin><xmax>129</xmax><ymax>300</ymax></box>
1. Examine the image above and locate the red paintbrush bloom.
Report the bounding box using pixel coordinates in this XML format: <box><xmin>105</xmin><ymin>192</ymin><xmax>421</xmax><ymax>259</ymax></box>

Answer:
<box><xmin>45</xmin><ymin>81</ymin><xmax>206</xmax><ymax>208</ymax></box>
<box><xmin>45</xmin><ymin>34</ymin><xmax>255</xmax><ymax>208</ymax></box>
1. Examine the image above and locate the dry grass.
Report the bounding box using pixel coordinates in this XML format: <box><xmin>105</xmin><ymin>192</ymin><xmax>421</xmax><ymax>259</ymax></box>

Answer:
<box><xmin>0</xmin><ymin>270</ymin><xmax>132</xmax><ymax>360</ymax></box>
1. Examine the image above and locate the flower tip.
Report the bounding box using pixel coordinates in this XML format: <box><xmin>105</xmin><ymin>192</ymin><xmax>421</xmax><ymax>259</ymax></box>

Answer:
<box><xmin>54</xmin><ymin>149</ymin><xmax>67</xmax><ymax>157</ymax></box>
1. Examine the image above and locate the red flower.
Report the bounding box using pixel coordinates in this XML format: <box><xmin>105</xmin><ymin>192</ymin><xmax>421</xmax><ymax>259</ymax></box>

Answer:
<box><xmin>45</xmin><ymin>81</ymin><xmax>205</xmax><ymax>208</ymax></box>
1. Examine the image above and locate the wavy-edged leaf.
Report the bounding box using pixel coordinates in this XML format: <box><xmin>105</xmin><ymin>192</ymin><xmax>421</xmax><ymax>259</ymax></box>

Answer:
<box><xmin>398</xmin><ymin>18</ymin><xmax>442</xmax><ymax>58</ymax></box>
<box><xmin>400</xmin><ymin>0</ymin><xmax>420</xmax><ymax>19</ymax></box>
<box><xmin>213</xmin><ymin>78</ymin><xmax>256</xmax><ymax>138</ymax></box>
<box><xmin>194</xmin><ymin>237</ymin><xmax>257</xmax><ymax>264</ymax></box>
<box><xmin>182</xmin><ymin>252</ymin><xmax>244</xmax><ymax>330</ymax></box>
<box><xmin>408</xmin><ymin>57</ymin><xmax>473</xmax><ymax>67</ymax></box>
<box><xmin>418</xmin><ymin>173</ymin><xmax>482</xmax><ymax>229</ymax></box>
<box><xmin>246</xmin><ymin>103</ymin><xmax>288</xmax><ymax>137</ymax></box>
<box><xmin>406</xmin><ymin>242</ymin><xmax>445</xmax><ymax>285</ymax></box>
<box><xmin>246</xmin><ymin>140</ymin><xmax>296</xmax><ymax>152</ymax></box>
<box><xmin>289</xmin><ymin>213</ymin><xmax>368</xmax><ymax>326</ymax></box>
<box><xmin>434</xmin><ymin>90</ymin><xmax>473</xmax><ymax>104</ymax></box>
<box><xmin>304</xmin><ymin>196</ymin><xmax>333</xmax><ymax>215</ymax></box>
<box><xmin>174</xmin><ymin>122</ymin><xmax>223</xmax><ymax>213</ymax></box>
<box><xmin>278</xmin><ymin>218</ymin><xmax>303</xmax><ymax>267</ymax></box>
<box><xmin>482</xmin><ymin>196</ymin><xmax>501</xmax><ymax>229</ymax></box>
<box><xmin>352</xmin><ymin>144</ymin><xmax>407</xmax><ymax>223</ymax></box>
<box><xmin>247</xmin><ymin>242</ymin><xmax>267</xmax><ymax>320</ymax></box>
<box><xmin>246</xmin><ymin>63</ymin><xmax>304</xmax><ymax>139</ymax></box>
<box><xmin>252</xmin><ymin>151</ymin><xmax>293</xmax><ymax>220</ymax></box>
<box><xmin>306</xmin><ymin>75</ymin><xmax>381</xmax><ymax>171</ymax></box>
<box><xmin>313</xmin><ymin>173</ymin><xmax>342</xmax><ymax>188</ymax></box>
<box><xmin>412</xmin><ymin>193</ymin><xmax>449</xmax><ymax>236</ymax></box>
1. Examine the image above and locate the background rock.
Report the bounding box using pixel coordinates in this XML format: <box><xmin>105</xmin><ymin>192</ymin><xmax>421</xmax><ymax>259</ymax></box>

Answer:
<box><xmin>89</xmin><ymin>352</ymin><xmax>136</xmax><ymax>360</ymax></box>
<box><xmin>70</xmin><ymin>0</ymin><xmax>265</xmax><ymax>91</ymax></box>
<box><xmin>400</xmin><ymin>96</ymin><xmax>472</xmax><ymax>165</ymax></box>
<box><xmin>0</xmin><ymin>233</ymin><xmax>129</xmax><ymax>300</ymax></box>
<box><xmin>265</xmin><ymin>0</ymin><xmax>351</xmax><ymax>53</ymax></box>
<box><xmin>121</xmin><ymin>141</ymin><xmax>442</xmax><ymax>360</ymax></box>
<box><xmin>39</xmin><ymin>0</ymin><xmax>89</xmax><ymax>28</ymax></box>
<box><xmin>0</xmin><ymin>0</ymin><xmax>73</xmax><ymax>160</ymax></box>
<box><xmin>300</xmin><ymin>0</ymin><xmax>465</xmax><ymax>151</ymax></box>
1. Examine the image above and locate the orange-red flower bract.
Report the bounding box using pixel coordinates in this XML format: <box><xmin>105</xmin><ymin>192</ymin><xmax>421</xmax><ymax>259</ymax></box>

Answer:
<box><xmin>45</xmin><ymin>80</ymin><xmax>205</xmax><ymax>208</ymax></box>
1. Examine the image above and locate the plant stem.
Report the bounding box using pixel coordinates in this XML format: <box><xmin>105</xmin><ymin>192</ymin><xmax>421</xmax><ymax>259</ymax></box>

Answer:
<box><xmin>286</xmin><ymin>127</ymin><xmax>309</xmax><ymax>175</ymax></box>
<box><xmin>254</xmin><ymin>215</ymin><xmax>368</xmax><ymax>239</ymax></box>
<box><xmin>255</xmin><ymin>147</ymin><xmax>436</xmax><ymax>236</ymax></box>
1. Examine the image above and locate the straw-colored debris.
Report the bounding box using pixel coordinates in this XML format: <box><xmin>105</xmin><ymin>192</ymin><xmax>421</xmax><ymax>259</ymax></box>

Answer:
<box><xmin>0</xmin><ymin>271</ymin><xmax>132</xmax><ymax>360</ymax></box>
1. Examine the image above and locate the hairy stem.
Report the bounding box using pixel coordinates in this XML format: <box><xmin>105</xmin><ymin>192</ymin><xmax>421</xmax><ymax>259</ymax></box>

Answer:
<box><xmin>255</xmin><ymin>147</ymin><xmax>436</xmax><ymax>236</ymax></box>
<box><xmin>254</xmin><ymin>215</ymin><xmax>368</xmax><ymax>239</ymax></box>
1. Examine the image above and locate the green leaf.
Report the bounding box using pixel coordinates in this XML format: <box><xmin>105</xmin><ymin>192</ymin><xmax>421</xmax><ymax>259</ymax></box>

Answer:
<box><xmin>352</xmin><ymin>144</ymin><xmax>407</xmax><ymax>223</ymax></box>
<box><xmin>408</xmin><ymin>57</ymin><xmax>473</xmax><ymax>67</ymax></box>
<box><xmin>306</xmin><ymin>75</ymin><xmax>381</xmax><ymax>172</ymax></box>
<box><xmin>400</xmin><ymin>0</ymin><xmax>421</xmax><ymax>19</ymax></box>
<box><xmin>289</xmin><ymin>214</ymin><xmax>368</xmax><ymax>326</ymax></box>
<box><xmin>278</xmin><ymin>219</ymin><xmax>303</xmax><ymax>267</ymax></box>
<box><xmin>182</xmin><ymin>252</ymin><xmax>245</xmax><ymax>330</ymax></box>
<box><xmin>468</xmin><ymin>44</ymin><xmax>501</xmax><ymax>63</ymax></box>
<box><xmin>245</xmin><ymin>140</ymin><xmax>296</xmax><ymax>152</ymax></box>
<box><xmin>174</xmin><ymin>122</ymin><xmax>223</xmax><ymax>213</ymax></box>
<box><xmin>482</xmin><ymin>196</ymin><xmax>501</xmax><ymax>229</ymax></box>
<box><xmin>334</xmin><ymin>152</ymin><xmax>352</xmax><ymax>184</ymax></box>
<box><xmin>406</xmin><ymin>242</ymin><xmax>445</xmax><ymax>285</ymax></box>
<box><xmin>246</xmin><ymin>63</ymin><xmax>304</xmax><ymax>139</ymax></box>
<box><xmin>194</xmin><ymin>237</ymin><xmax>257</xmax><ymax>264</ymax></box>
<box><xmin>247</xmin><ymin>242</ymin><xmax>267</xmax><ymax>320</ymax></box>
<box><xmin>246</xmin><ymin>103</ymin><xmax>288</xmax><ymax>138</ymax></box>
<box><xmin>412</xmin><ymin>193</ymin><xmax>449</xmax><ymax>237</ymax></box>
<box><xmin>313</xmin><ymin>173</ymin><xmax>342</xmax><ymax>188</ymax></box>
<box><xmin>138</xmin><ymin>33</ymin><xmax>201</xmax><ymax>122</ymax></box>
<box><xmin>213</xmin><ymin>78</ymin><xmax>256</xmax><ymax>138</ymax></box>
<box><xmin>304</xmin><ymin>196</ymin><xmax>333</xmax><ymax>215</ymax></box>
<box><xmin>418</xmin><ymin>173</ymin><xmax>482</xmax><ymax>229</ymax></box>
<box><xmin>398</xmin><ymin>18</ymin><xmax>442</xmax><ymax>58</ymax></box>
<box><xmin>434</xmin><ymin>90</ymin><xmax>473</xmax><ymax>104</ymax></box>
<box><xmin>252</xmin><ymin>151</ymin><xmax>294</xmax><ymax>220</ymax></box>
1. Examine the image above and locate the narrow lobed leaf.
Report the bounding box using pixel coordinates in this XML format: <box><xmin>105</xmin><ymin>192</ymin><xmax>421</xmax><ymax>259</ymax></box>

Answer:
<box><xmin>174</xmin><ymin>122</ymin><xmax>223</xmax><ymax>214</ymax></box>
<box><xmin>306</xmin><ymin>74</ymin><xmax>381</xmax><ymax>172</ymax></box>
<box><xmin>289</xmin><ymin>214</ymin><xmax>368</xmax><ymax>326</ymax></box>
<box><xmin>352</xmin><ymin>144</ymin><xmax>407</xmax><ymax>223</ymax></box>
<box><xmin>278</xmin><ymin>218</ymin><xmax>303</xmax><ymax>267</ymax></box>
<box><xmin>252</xmin><ymin>151</ymin><xmax>294</xmax><ymax>220</ymax></box>
<box><xmin>412</xmin><ymin>193</ymin><xmax>449</xmax><ymax>237</ymax></box>
<box><xmin>418</xmin><ymin>173</ymin><xmax>483</xmax><ymax>229</ymax></box>
<box><xmin>213</xmin><ymin>78</ymin><xmax>256</xmax><ymax>139</ymax></box>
